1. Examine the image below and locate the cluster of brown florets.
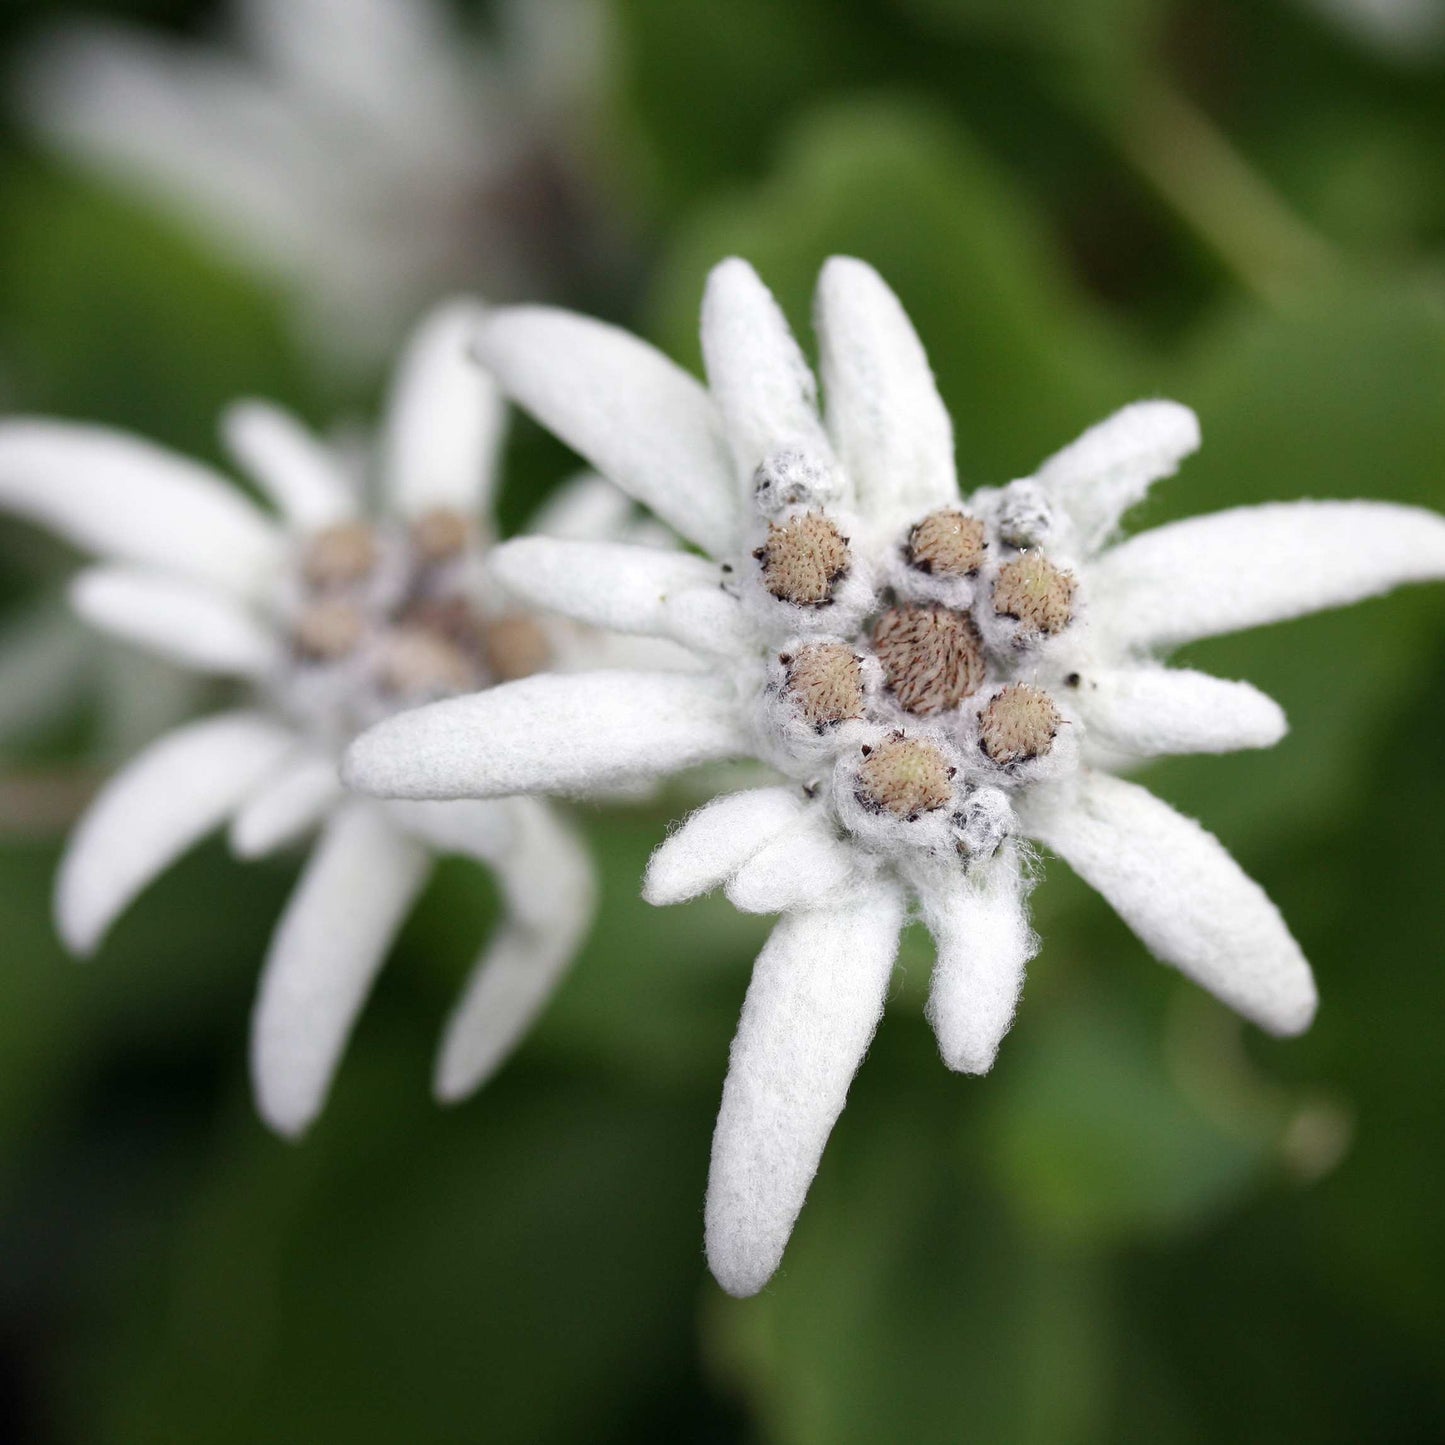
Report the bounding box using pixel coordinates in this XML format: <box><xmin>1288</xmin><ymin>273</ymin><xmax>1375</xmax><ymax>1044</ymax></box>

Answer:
<box><xmin>285</xmin><ymin>510</ymin><xmax>548</xmax><ymax>739</ymax></box>
<box><xmin>755</xmin><ymin>493</ymin><xmax>1079</xmax><ymax>858</ymax></box>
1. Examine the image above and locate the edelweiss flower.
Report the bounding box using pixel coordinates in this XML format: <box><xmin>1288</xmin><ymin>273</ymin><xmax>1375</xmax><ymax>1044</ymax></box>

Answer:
<box><xmin>19</xmin><ymin>0</ymin><xmax>613</xmax><ymax>362</ymax></box>
<box><xmin>344</xmin><ymin>257</ymin><xmax>1445</xmax><ymax>1295</ymax></box>
<box><xmin>0</xmin><ymin>303</ymin><xmax>624</xmax><ymax>1138</ymax></box>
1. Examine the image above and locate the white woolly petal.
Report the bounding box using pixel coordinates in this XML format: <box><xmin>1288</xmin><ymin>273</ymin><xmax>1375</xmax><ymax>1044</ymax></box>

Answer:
<box><xmin>386</xmin><ymin>797</ymin><xmax>516</xmax><ymax>861</ymax></box>
<box><xmin>527</xmin><ymin>472</ymin><xmax>635</xmax><ymax>543</ymax></box>
<box><xmin>434</xmin><ymin>798</ymin><xmax>596</xmax><ymax>1101</ymax></box>
<box><xmin>0</xmin><ymin>421</ymin><xmax>282</xmax><ymax>595</ymax></box>
<box><xmin>813</xmin><ymin>256</ymin><xmax>957</xmax><ymax>525</ymax></box>
<box><xmin>70</xmin><ymin>566</ymin><xmax>278</xmax><ymax>678</ymax></box>
<box><xmin>250</xmin><ymin>802</ymin><xmax>431</xmax><ymax>1138</ymax></box>
<box><xmin>1021</xmin><ymin>772</ymin><xmax>1317</xmax><ymax>1036</ymax></box>
<box><xmin>705</xmin><ymin>878</ymin><xmax>907</xmax><ymax>1297</ymax></box>
<box><xmin>643</xmin><ymin>787</ymin><xmax>806</xmax><ymax>906</ymax></box>
<box><xmin>1092</xmin><ymin>500</ymin><xmax>1445</xmax><ymax>652</ymax></box>
<box><xmin>1077</xmin><ymin>667</ymin><xmax>1287</xmax><ymax>757</ymax></box>
<box><xmin>700</xmin><ymin>257</ymin><xmax>833</xmax><ymax>489</ymax></box>
<box><xmin>344</xmin><ymin>671</ymin><xmax>746</xmax><ymax>800</ymax></box>
<box><xmin>56</xmin><ymin>711</ymin><xmax>295</xmax><ymax>955</ymax></box>
<box><xmin>489</xmin><ymin>537</ymin><xmax>744</xmax><ymax>654</ymax></box>
<box><xmin>912</xmin><ymin>846</ymin><xmax>1036</xmax><ymax>1075</ymax></box>
<box><xmin>724</xmin><ymin>814</ymin><xmax>860</xmax><ymax>915</ymax></box>
<box><xmin>476</xmin><ymin>308</ymin><xmax>739</xmax><ymax>556</ymax></box>
<box><xmin>222</xmin><ymin>400</ymin><xmax>356</xmax><ymax>531</ymax></box>
<box><xmin>1035</xmin><ymin>400</ymin><xmax>1200</xmax><ymax>554</ymax></box>
<box><xmin>383</xmin><ymin>300</ymin><xmax>506</xmax><ymax>517</ymax></box>
<box><xmin>229</xmin><ymin>752</ymin><xmax>342</xmax><ymax>859</ymax></box>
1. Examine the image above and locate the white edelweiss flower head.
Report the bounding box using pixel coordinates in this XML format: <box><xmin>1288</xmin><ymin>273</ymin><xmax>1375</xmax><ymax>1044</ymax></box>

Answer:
<box><xmin>0</xmin><ymin>299</ymin><xmax>651</xmax><ymax>1140</ymax></box>
<box><xmin>345</xmin><ymin>253</ymin><xmax>1445</xmax><ymax>1299</ymax></box>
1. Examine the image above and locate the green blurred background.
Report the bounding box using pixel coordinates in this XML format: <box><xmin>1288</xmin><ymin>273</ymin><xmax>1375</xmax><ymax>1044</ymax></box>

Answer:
<box><xmin>2</xmin><ymin>0</ymin><xmax>1445</xmax><ymax>1440</ymax></box>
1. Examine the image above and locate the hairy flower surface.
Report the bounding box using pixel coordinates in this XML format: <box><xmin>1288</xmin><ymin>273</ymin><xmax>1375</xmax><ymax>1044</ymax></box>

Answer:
<box><xmin>0</xmin><ymin>303</ymin><xmax>632</xmax><ymax>1138</ymax></box>
<box><xmin>345</xmin><ymin>257</ymin><xmax>1445</xmax><ymax>1296</ymax></box>
<box><xmin>19</xmin><ymin>0</ymin><xmax>613</xmax><ymax>362</ymax></box>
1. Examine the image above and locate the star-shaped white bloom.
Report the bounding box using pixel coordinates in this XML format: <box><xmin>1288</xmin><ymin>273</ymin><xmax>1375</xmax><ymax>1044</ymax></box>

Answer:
<box><xmin>344</xmin><ymin>257</ymin><xmax>1445</xmax><ymax>1296</ymax></box>
<box><xmin>18</xmin><ymin>0</ymin><xmax>613</xmax><ymax>363</ymax></box>
<box><xmin>0</xmin><ymin>303</ymin><xmax>633</xmax><ymax>1138</ymax></box>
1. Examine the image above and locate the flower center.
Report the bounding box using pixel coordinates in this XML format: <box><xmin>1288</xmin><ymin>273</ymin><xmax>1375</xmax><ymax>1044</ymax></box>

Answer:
<box><xmin>282</xmin><ymin>509</ymin><xmax>547</xmax><ymax>741</ymax></box>
<box><xmin>749</xmin><ymin>488</ymin><xmax>1077</xmax><ymax>867</ymax></box>
<box><xmin>872</xmin><ymin>603</ymin><xmax>986</xmax><ymax>716</ymax></box>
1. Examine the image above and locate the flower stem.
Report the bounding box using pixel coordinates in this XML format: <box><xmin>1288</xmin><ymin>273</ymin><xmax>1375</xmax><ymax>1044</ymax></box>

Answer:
<box><xmin>1109</xmin><ymin>75</ymin><xmax>1344</xmax><ymax>306</ymax></box>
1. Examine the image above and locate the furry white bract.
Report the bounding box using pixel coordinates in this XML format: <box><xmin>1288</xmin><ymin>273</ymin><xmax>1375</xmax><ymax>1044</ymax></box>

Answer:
<box><xmin>724</xmin><ymin>813</ymin><xmax>860</xmax><ymax>915</ymax></box>
<box><xmin>643</xmin><ymin>787</ymin><xmax>806</xmax><ymax>906</ymax></box>
<box><xmin>475</xmin><ymin>308</ymin><xmax>740</xmax><ymax>556</ymax></box>
<box><xmin>223</xmin><ymin>400</ymin><xmax>356</xmax><ymax>531</ymax></box>
<box><xmin>343</xmin><ymin>671</ymin><xmax>746</xmax><ymax>800</ymax></box>
<box><xmin>250</xmin><ymin>800</ymin><xmax>431</xmax><ymax>1138</ymax></box>
<box><xmin>1077</xmin><ymin>667</ymin><xmax>1287</xmax><ymax>757</ymax></box>
<box><xmin>1022</xmin><ymin>771</ymin><xmax>1318</xmax><ymax>1036</ymax></box>
<box><xmin>914</xmin><ymin>845</ymin><xmax>1036</xmax><ymax>1074</ymax></box>
<box><xmin>0</xmin><ymin>421</ymin><xmax>282</xmax><ymax>595</ymax></box>
<box><xmin>433</xmin><ymin>797</ymin><xmax>595</xmax><ymax>1100</ymax></box>
<box><xmin>56</xmin><ymin>710</ymin><xmax>294</xmax><ymax>954</ymax></box>
<box><xmin>382</xmin><ymin>299</ymin><xmax>503</xmax><ymax>516</ymax></box>
<box><xmin>70</xmin><ymin>566</ymin><xmax>278</xmax><ymax>678</ymax></box>
<box><xmin>229</xmin><ymin>752</ymin><xmax>342</xmax><ymax>859</ymax></box>
<box><xmin>705</xmin><ymin>877</ymin><xmax>906</xmax><ymax>1297</ymax></box>
<box><xmin>1093</xmin><ymin>500</ymin><xmax>1445</xmax><ymax>650</ymax></box>
<box><xmin>701</xmin><ymin>257</ymin><xmax>834</xmax><ymax>489</ymax></box>
<box><xmin>813</xmin><ymin>256</ymin><xmax>957</xmax><ymax>523</ymax></box>
<box><xmin>1036</xmin><ymin>400</ymin><xmax>1200</xmax><ymax>553</ymax></box>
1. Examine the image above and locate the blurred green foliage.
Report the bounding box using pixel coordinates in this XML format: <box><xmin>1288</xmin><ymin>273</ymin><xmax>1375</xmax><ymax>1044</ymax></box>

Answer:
<box><xmin>2</xmin><ymin>0</ymin><xmax>1445</xmax><ymax>1441</ymax></box>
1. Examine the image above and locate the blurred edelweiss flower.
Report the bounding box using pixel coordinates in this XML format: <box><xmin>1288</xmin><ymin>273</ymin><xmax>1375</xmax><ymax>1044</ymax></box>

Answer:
<box><xmin>0</xmin><ymin>303</ymin><xmax>634</xmax><ymax>1139</ymax></box>
<box><xmin>18</xmin><ymin>0</ymin><xmax>612</xmax><ymax>362</ymax></box>
<box><xmin>344</xmin><ymin>256</ymin><xmax>1445</xmax><ymax>1297</ymax></box>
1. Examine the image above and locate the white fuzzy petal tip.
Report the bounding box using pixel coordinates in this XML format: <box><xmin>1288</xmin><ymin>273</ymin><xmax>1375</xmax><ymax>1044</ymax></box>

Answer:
<box><xmin>251</xmin><ymin>802</ymin><xmax>430</xmax><ymax>1138</ymax></box>
<box><xmin>643</xmin><ymin>787</ymin><xmax>805</xmax><ymax>906</ymax></box>
<box><xmin>915</xmin><ymin>845</ymin><xmax>1036</xmax><ymax>1074</ymax></box>
<box><xmin>384</xmin><ymin>299</ymin><xmax>504</xmax><ymax>518</ymax></box>
<box><xmin>701</xmin><ymin>256</ymin><xmax>831</xmax><ymax>488</ymax></box>
<box><xmin>1093</xmin><ymin>500</ymin><xmax>1445</xmax><ymax>652</ymax></box>
<box><xmin>56</xmin><ymin>712</ymin><xmax>294</xmax><ymax>955</ymax></box>
<box><xmin>1078</xmin><ymin>667</ymin><xmax>1287</xmax><ymax>759</ymax></box>
<box><xmin>0</xmin><ymin>419</ymin><xmax>282</xmax><ymax>595</ymax></box>
<box><xmin>475</xmin><ymin>306</ymin><xmax>739</xmax><ymax>556</ymax></box>
<box><xmin>1036</xmin><ymin>399</ymin><xmax>1199</xmax><ymax>553</ymax></box>
<box><xmin>705</xmin><ymin>879</ymin><xmax>906</xmax><ymax>1297</ymax></box>
<box><xmin>432</xmin><ymin>799</ymin><xmax>595</xmax><ymax>1102</ymax></box>
<box><xmin>1022</xmin><ymin>772</ymin><xmax>1318</xmax><ymax>1037</ymax></box>
<box><xmin>813</xmin><ymin>255</ymin><xmax>958</xmax><ymax>524</ymax></box>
